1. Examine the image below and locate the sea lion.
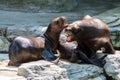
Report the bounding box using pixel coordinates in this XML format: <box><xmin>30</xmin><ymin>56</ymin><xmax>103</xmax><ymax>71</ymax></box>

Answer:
<box><xmin>59</xmin><ymin>31</ymin><xmax>107</xmax><ymax>67</ymax></box>
<box><xmin>58</xmin><ymin>32</ymin><xmax>78</xmax><ymax>62</ymax></box>
<box><xmin>65</xmin><ymin>15</ymin><xmax>115</xmax><ymax>56</ymax></box>
<box><xmin>8</xmin><ymin>16</ymin><xmax>67</xmax><ymax>66</ymax></box>
<box><xmin>64</xmin><ymin>15</ymin><xmax>115</xmax><ymax>67</ymax></box>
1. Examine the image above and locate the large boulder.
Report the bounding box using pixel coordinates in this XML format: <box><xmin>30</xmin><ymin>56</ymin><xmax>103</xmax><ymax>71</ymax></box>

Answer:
<box><xmin>104</xmin><ymin>51</ymin><xmax>120</xmax><ymax>80</ymax></box>
<box><xmin>18</xmin><ymin>60</ymin><xmax>105</xmax><ymax>80</ymax></box>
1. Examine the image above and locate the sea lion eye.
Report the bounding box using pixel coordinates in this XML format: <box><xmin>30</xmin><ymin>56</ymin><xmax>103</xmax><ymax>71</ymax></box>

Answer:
<box><xmin>71</xmin><ymin>28</ymin><xmax>79</xmax><ymax>34</ymax></box>
<box><xmin>65</xmin><ymin>28</ymin><xmax>69</xmax><ymax>32</ymax></box>
<box><xmin>56</xmin><ymin>20</ymin><xmax>59</xmax><ymax>24</ymax></box>
<box><xmin>64</xmin><ymin>29</ymin><xmax>72</xmax><ymax>35</ymax></box>
<box><xmin>65</xmin><ymin>28</ymin><xmax>77</xmax><ymax>34</ymax></box>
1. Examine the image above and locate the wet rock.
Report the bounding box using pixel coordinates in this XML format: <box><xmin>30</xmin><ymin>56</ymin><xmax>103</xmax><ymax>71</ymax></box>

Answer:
<box><xmin>94</xmin><ymin>7</ymin><xmax>120</xmax><ymax>30</ymax></box>
<box><xmin>1</xmin><ymin>51</ymin><xmax>120</xmax><ymax>80</ymax></box>
<box><xmin>91</xmin><ymin>75</ymin><xmax>106</xmax><ymax>80</ymax></box>
<box><xmin>104</xmin><ymin>51</ymin><xmax>120</xmax><ymax>80</ymax></box>
<box><xmin>18</xmin><ymin>60</ymin><xmax>69</xmax><ymax>80</ymax></box>
<box><xmin>18</xmin><ymin>60</ymin><xmax>105</xmax><ymax>80</ymax></box>
<box><xmin>95</xmin><ymin>7</ymin><xmax>120</xmax><ymax>25</ymax></box>
<box><xmin>0</xmin><ymin>0</ymin><xmax>78</xmax><ymax>12</ymax></box>
<box><xmin>0</xmin><ymin>36</ymin><xmax>10</xmax><ymax>51</ymax></box>
<box><xmin>59</xmin><ymin>61</ymin><xmax>104</xmax><ymax>80</ymax></box>
<box><xmin>7</xmin><ymin>26</ymin><xmax>47</xmax><ymax>38</ymax></box>
<box><xmin>0</xmin><ymin>60</ymin><xmax>65</xmax><ymax>80</ymax></box>
<box><xmin>0</xmin><ymin>27</ymin><xmax>10</xmax><ymax>51</ymax></box>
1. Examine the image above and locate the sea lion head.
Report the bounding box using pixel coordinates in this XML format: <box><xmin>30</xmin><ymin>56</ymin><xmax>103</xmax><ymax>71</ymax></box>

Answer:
<box><xmin>47</xmin><ymin>16</ymin><xmax>68</xmax><ymax>33</ymax></box>
<box><xmin>64</xmin><ymin>22</ymin><xmax>82</xmax><ymax>42</ymax></box>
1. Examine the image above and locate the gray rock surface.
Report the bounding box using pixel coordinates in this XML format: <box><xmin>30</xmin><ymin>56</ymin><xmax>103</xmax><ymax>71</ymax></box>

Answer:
<box><xmin>0</xmin><ymin>0</ymin><xmax>118</xmax><ymax>13</ymax></box>
<box><xmin>95</xmin><ymin>7</ymin><xmax>120</xmax><ymax>24</ymax></box>
<box><xmin>0</xmin><ymin>0</ymin><xmax>78</xmax><ymax>12</ymax></box>
<box><xmin>0</xmin><ymin>51</ymin><xmax>120</xmax><ymax>80</ymax></box>
<box><xmin>104</xmin><ymin>51</ymin><xmax>120</xmax><ymax>80</ymax></box>
<box><xmin>18</xmin><ymin>60</ymin><xmax>104</xmax><ymax>80</ymax></box>
<box><xmin>0</xmin><ymin>36</ymin><xmax>10</xmax><ymax>51</ymax></box>
<box><xmin>18</xmin><ymin>60</ymin><xmax>68</xmax><ymax>80</ymax></box>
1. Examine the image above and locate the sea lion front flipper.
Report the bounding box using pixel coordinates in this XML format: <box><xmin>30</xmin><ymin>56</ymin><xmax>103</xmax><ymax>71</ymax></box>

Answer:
<box><xmin>42</xmin><ymin>49</ymin><xmax>59</xmax><ymax>64</ymax></box>
<box><xmin>90</xmin><ymin>55</ymin><xmax>107</xmax><ymax>67</ymax></box>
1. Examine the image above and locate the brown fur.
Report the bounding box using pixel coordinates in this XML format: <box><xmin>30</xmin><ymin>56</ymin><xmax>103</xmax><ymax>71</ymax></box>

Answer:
<box><xmin>58</xmin><ymin>29</ymin><xmax>106</xmax><ymax>67</ymax></box>
<box><xmin>65</xmin><ymin>15</ymin><xmax>115</xmax><ymax>58</ymax></box>
<box><xmin>58</xmin><ymin>32</ymin><xmax>78</xmax><ymax>62</ymax></box>
<box><xmin>8</xmin><ymin>16</ymin><xmax>67</xmax><ymax>66</ymax></box>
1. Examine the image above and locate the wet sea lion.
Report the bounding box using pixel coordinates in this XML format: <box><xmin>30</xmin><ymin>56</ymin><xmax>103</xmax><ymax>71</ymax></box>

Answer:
<box><xmin>64</xmin><ymin>15</ymin><xmax>115</xmax><ymax>67</ymax></box>
<box><xmin>8</xmin><ymin>16</ymin><xmax>67</xmax><ymax>66</ymax></box>
<box><xmin>58</xmin><ymin>32</ymin><xmax>78</xmax><ymax>62</ymax></box>
<box><xmin>59</xmin><ymin>31</ymin><xmax>107</xmax><ymax>67</ymax></box>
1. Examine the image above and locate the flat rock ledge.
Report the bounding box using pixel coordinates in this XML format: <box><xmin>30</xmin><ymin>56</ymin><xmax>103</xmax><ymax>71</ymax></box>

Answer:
<box><xmin>17</xmin><ymin>60</ymin><xmax>104</xmax><ymax>80</ymax></box>
<box><xmin>0</xmin><ymin>51</ymin><xmax>120</xmax><ymax>80</ymax></box>
<box><xmin>104</xmin><ymin>51</ymin><xmax>120</xmax><ymax>80</ymax></box>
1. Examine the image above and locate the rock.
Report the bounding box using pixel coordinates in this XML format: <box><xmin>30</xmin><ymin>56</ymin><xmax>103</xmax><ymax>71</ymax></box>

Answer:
<box><xmin>1</xmin><ymin>51</ymin><xmax>120</xmax><ymax>80</ymax></box>
<box><xmin>18</xmin><ymin>60</ymin><xmax>104</xmax><ymax>80</ymax></box>
<box><xmin>0</xmin><ymin>0</ymin><xmax>78</xmax><ymax>12</ymax></box>
<box><xmin>104</xmin><ymin>51</ymin><xmax>120</xmax><ymax>80</ymax></box>
<box><xmin>91</xmin><ymin>75</ymin><xmax>106</xmax><ymax>80</ymax></box>
<box><xmin>0</xmin><ymin>62</ymin><xmax>26</xmax><ymax>80</ymax></box>
<box><xmin>59</xmin><ymin>61</ymin><xmax>104</xmax><ymax>80</ymax></box>
<box><xmin>0</xmin><ymin>36</ymin><xmax>10</xmax><ymax>51</ymax></box>
<box><xmin>18</xmin><ymin>60</ymin><xmax>69</xmax><ymax>80</ymax></box>
<box><xmin>95</xmin><ymin>7</ymin><xmax>120</xmax><ymax>24</ymax></box>
<box><xmin>7</xmin><ymin>26</ymin><xmax>47</xmax><ymax>38</ymax></box>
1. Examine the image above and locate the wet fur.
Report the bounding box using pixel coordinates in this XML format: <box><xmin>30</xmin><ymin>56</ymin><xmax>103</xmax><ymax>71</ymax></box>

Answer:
<box><xmin>64</xmin><ymin>15</ymin><xmax>115</xmax><ymax>66</ymax></box>
<box><xmin>8</xmin><ymin>16</ymin><xmax>67</xmax><ymax>66</ymax></box>
<box><xmin>66</xmin><ymin>15</ymin><xmax>115</xmax><ymax>57</ymax></box>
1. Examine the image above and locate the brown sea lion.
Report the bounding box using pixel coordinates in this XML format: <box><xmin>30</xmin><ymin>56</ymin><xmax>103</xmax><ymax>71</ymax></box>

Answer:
<box><xmin>59</xmin><ymin>31</ymin><xmax>107</xmax><ymax>67</ymax></box>
<box><xmin>8</xmin><ymin>16</ymin><xmax>67</xmax><ymax>66</ymax></box>
<box><xmin>58</xmin><ymin>32</ymin><xmax>78</xmax><ymax>62</ymax></box>
<box><xmin>64</xmin><ymin>15</ymin><xmax>115</xmax><ymax>66</ymax></box>
<box><xmin>62</xmin><ymin>15</ymin><xmax>115</xmax><ymax>65</ymax></box>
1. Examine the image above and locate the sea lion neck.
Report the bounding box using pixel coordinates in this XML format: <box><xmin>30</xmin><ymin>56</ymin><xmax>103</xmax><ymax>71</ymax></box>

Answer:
<box><xmin>44</xmin><ymin>24</ymin><xmax>63</xmax><ymax>49</ymax></box>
